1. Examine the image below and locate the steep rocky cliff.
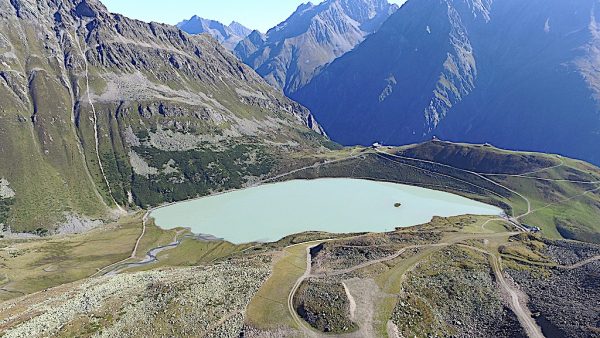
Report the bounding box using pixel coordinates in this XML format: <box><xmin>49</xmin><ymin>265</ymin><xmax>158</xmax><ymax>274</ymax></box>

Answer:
<box><xmin>0</xmin><ymin>0</ymin><xmax>328</xmax><ymax>232</ymax></box>
<box><xmin>235</xmin><ymin>0</ymin><xmax>398</xmax><ymax>95</ymax></box>
<box><xmin>294</xmin><ymin>0</ymin><xmax>600</xmax><ymax>165</ymax></box>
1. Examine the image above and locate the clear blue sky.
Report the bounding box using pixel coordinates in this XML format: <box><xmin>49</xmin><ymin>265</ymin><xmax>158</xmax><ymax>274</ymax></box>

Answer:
<box><xmin>101</xmin><ymin>0</ymin><xmax>407</xmax><ymax>32</ymax></box>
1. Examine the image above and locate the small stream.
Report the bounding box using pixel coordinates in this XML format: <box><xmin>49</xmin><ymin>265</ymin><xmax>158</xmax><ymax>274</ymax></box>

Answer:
<box><xmin>105</xmin><ymin>234</ymin><xmax>219</xmax><ymax>276</ymax></box>
<box><xmin>105</xmin><ymin>241</ymin><xmax>180</xmax><ymax>276</ymax></box>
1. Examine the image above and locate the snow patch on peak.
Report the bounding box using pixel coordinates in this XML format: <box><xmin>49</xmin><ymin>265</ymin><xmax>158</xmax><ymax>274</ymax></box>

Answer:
<box><xmin>544</xmin><ymin>18</ymin><xmax>551</xmax><ymax>33</ymax></box>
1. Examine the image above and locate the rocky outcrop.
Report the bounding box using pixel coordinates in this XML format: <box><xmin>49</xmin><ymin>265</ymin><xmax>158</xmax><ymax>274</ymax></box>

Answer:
<box><xmin>235</xmin><ymin>0</ymin><xmax>398</xmax><ymax>95</ymax></box>
<box><xmin>424</xmin><ymin>3</ymin><xmax>477</xmax><ymax>130</ymax></box>
<box><xmin>56</xmin><ymin>213</ymin><xmax>103</xmax><ymax>234</ymax></box>
<box><xmin>228</xmin><ymin>21</ymin><xmax>252</xmax><ymax>38</ymax></box>
<box><xmin>0</xmin><ymin>257</ymin><xmax>271</xmax><ymax>338</ymax></box>
<box><xmin>293</xmin><ymin>278</ymin><xmax>358</xmax><ymax>333</ymax></box>
<box><xmin>0</xmin><ymin>178</ymin><xmax>14</xmax><ymax>231</ymax></box>
<box><xmin>0</xmin><ymin>178</ymin><xmax>15</xmax><ymax>199</ymax></box>
<box><xmin>507</xmin><ymin>240</ymin><xmax>600</xmax><ymax>338</ymax></box>
<box><xmin>294</xmin><ymin>0</ymin><xmax>600</xmax><ymax>166</ymax></box>
<box><xmin>392</xmin><ymin>246</ymin><xmax>527</xmax><ymax>337</ymax></box>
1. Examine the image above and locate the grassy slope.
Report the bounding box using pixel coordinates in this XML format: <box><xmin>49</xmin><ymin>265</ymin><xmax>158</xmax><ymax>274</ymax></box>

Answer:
<box><xmin>397</xmin><ymin>141</ymin><xmax>600</xmax><ymax>242</ymax></box>
<box><xmin>2</xmin><ymin>139</ymin><xmax>597</xmax><ymax>300</ymax></box>
<box><xmin>0</xmin><ymin>214</ymin><xmax>143</xmax><ymax>301</ymax></box>
<box><xmin>0</xmin><ymin>141</ymin><xmax>597</xmax><ymax>336</ymax></box>
<box><xmin>0</xmin><ymin>26</ymin><xmax>109</xmax><ymax>231</ymax></box>
<box><xmin>246</xmin><ymin>243</ymin><xmax>311</xmax><ymax>330</ymax></box>
<box><xmin>0</xmin><ymin>82</ymin><xmax>108</xmax><ymax>232</ymax></box>
<box><xmin>279</xmin><ymin>141</ymin><xmax>600</xmax><ymax>243</ymax></box>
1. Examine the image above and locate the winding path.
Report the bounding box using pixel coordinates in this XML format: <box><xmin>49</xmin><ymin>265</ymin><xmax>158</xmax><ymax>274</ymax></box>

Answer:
<box><xmin>286</xmin><ymin>233</ymin><xmax>520</xmax><ymax>337</ymax></box>
<box><xmin>561</xmin><ymin>255</ymin><xmax>600</xmax><ymax>270</ymax></box>
<box><xmin>309</xmin><ymin>244</ymin><xmax>446</xmax><ymax>279</ymax></box>
<box><xmin>479</xmin><ymin>157</ymin><xmax>600</xmax><ymax>184</ymax></box>
<box><xmin>131</xmin><ymin>211</ymin><xmax>150</xmax><ymax>258</ymax></box>
<box><xmin>287</xmin><ymin>245</ymin><xmax>316</xmax><ymax>335</ymax></box>
<box><xmin>458</xmin><ymin>244</ymin><xmax>544</xmax><ymax>338</ymax></box>
<box><xmin>342</xmin><ymin>282</ymin><xmax>356</xmax><ymax>321</ymax></box>
<box><xmin>503</xmin><ymin>253</ymin><xmax>600</xmax><ymax>271</ymax></box>
<box><xmin>261</xmin><ymin>149</ymin><xmax>363</xmax><ymax>184</ymax></box>
<box><xmin>376</xmin><ymin>149</ymin><xmax>600</xmax><ymax>224</ymax></box>
<box><xmin>262</xmin><ymin>149</ymin><xmax>599</xmax><ymax>337</ymax></box>
<box><xmin>87</xmin><ymin>146</ymin><xmax>598</xmax><ymax>336</ymax></box>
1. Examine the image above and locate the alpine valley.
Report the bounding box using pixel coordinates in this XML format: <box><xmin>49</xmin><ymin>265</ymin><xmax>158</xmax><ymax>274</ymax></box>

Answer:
<box><xmin>0</xmin><ymin>1</ymin><xmax>599</xmax><ymax>338</ymax></box>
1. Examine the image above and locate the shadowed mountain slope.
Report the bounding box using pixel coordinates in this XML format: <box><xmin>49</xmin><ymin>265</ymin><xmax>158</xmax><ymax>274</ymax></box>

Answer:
<box><xmin>293</xmin><ymin>0</ymin><xmax>600</xmax><ymax>165</ymax></box>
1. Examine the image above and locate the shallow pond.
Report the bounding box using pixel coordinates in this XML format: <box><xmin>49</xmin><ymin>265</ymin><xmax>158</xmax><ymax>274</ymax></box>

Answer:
<box><xmin>151</xmin><ymin>179</ymin><xmax>502</xmax><ymax>244</ymax></box>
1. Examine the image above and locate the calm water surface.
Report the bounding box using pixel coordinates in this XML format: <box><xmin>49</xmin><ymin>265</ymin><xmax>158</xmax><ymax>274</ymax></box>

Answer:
<box><xmin>151</xmin><ymin>179</ymin><xmax>502</xmax><ymax>244</ymax></box>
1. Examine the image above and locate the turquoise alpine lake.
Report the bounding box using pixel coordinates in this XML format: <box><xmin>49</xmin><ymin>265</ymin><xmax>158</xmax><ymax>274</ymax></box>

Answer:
<box><xmin>151</xmin><ymin>178</ymin><xmax>503</xmax><ymax>244</ymax></box>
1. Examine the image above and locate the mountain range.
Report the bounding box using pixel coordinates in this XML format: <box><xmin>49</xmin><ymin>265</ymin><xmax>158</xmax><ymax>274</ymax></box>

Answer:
<box><xmin>2</xmin><ymin>1</ymin><xmax>600</xmax><ymax>337</ymax></box>
<box><xmin>3</xmin><ymin>0</ymin><xmax>599</xmax><ymax>230</ymax></box>
<box><xmin>0</xmin><ymin>0</ymin><xmax>328</xmax><ymax>232</ymax></box>
<box><xmin>234</xmin><ymin>0</ymin><xmax>399</xmax><ymax>95</ymax></box>
<box><xmin>176</xmin><ymin>16</ymin><xmax>252</xmax><ymax>50</ymax></box>
<box><xmin>293</xmin><ymin>0</ymin><xmax>600</xmax><ymax>165</ymax></box>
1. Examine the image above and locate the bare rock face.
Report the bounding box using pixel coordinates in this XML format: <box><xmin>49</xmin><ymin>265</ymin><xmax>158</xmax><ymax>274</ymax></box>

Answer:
<box><xmin>234</xmin><ymin>0</ymin><xmax>398</xmax><ymax>95</ymax></box>
<box><xmin>293</xmin><ymin>0</ymin><xmax>600</xmax><ymax>166</ymax></box>
<box><xmin>0</xmin><ymin>0</ymin><xmax>328</xmax><ymax>231</ymax></box>
<box><xmin>0</xmin><ymin>178</ymin><xmax>15</xmax><ymax>199</ymax></box>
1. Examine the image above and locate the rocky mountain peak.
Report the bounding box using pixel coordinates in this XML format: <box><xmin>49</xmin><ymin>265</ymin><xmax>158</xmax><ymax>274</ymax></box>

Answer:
<box><xmin>228</xmin><ymin>21</ymin><xmax>252</xmax><ymax>37</ymax></box>
<box><xmin>177</xmin><ymin>15</ymin><xmax>252</xmax><ymax>50</ymax></box>
<box><xmin>247</xmin><ymin>29</ymin><xmax>266</xmax><ymax>43</ymax></box>
<box><xmin>235</xmin><ymin>0</ymin><xmax>398</xmax><ymax>94</ymax></box>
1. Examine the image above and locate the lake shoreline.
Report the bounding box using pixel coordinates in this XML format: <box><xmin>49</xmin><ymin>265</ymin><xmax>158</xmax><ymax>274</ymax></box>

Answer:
<box><xmin>150</xmin><ymin>178</ymin><xmax>503</xmax><ymax>244</ymax></box>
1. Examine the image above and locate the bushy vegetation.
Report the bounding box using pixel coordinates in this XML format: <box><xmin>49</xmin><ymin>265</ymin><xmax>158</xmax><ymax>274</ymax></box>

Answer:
<box><xmin>100</xmin><ymin>151</ymin><xmax>132</xmax><ymax>206</ymax></box>
<box><xmin>280</xmin><ymin>142</ymin><xmax>600</xmax><ymax>243</ymax></box>
<box><xmin>131</xmin><ymin>144</ymin><xmax>276</xmax><ymax>207</ymax></box>
<box><xmin>294</xmin><ymin>279</ymin><xmax>358</xmax><ymax>333</ymax></box>
<box><xmin>299</xmin><ymin>130</ymin><xmax>343</xmax><ymax>150</ymax></box>
<box><xmin>391</xmin><ymin>247</ymin><xmax>525</xmax><ymax>337</ymax></box>
<box><xmin>0</xmin><ymin>198</ymin><xmax>14</xmax><ymax>229</ymax></box>
<box><xmin>556</xmin><ymin>218</ymin><xmax>600</xmax><ymax>244</ymax></box>
<box><xmin>278</xmin><ymin>152</ymin><xmax>518</xmax><ymax>215</ymax></box>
